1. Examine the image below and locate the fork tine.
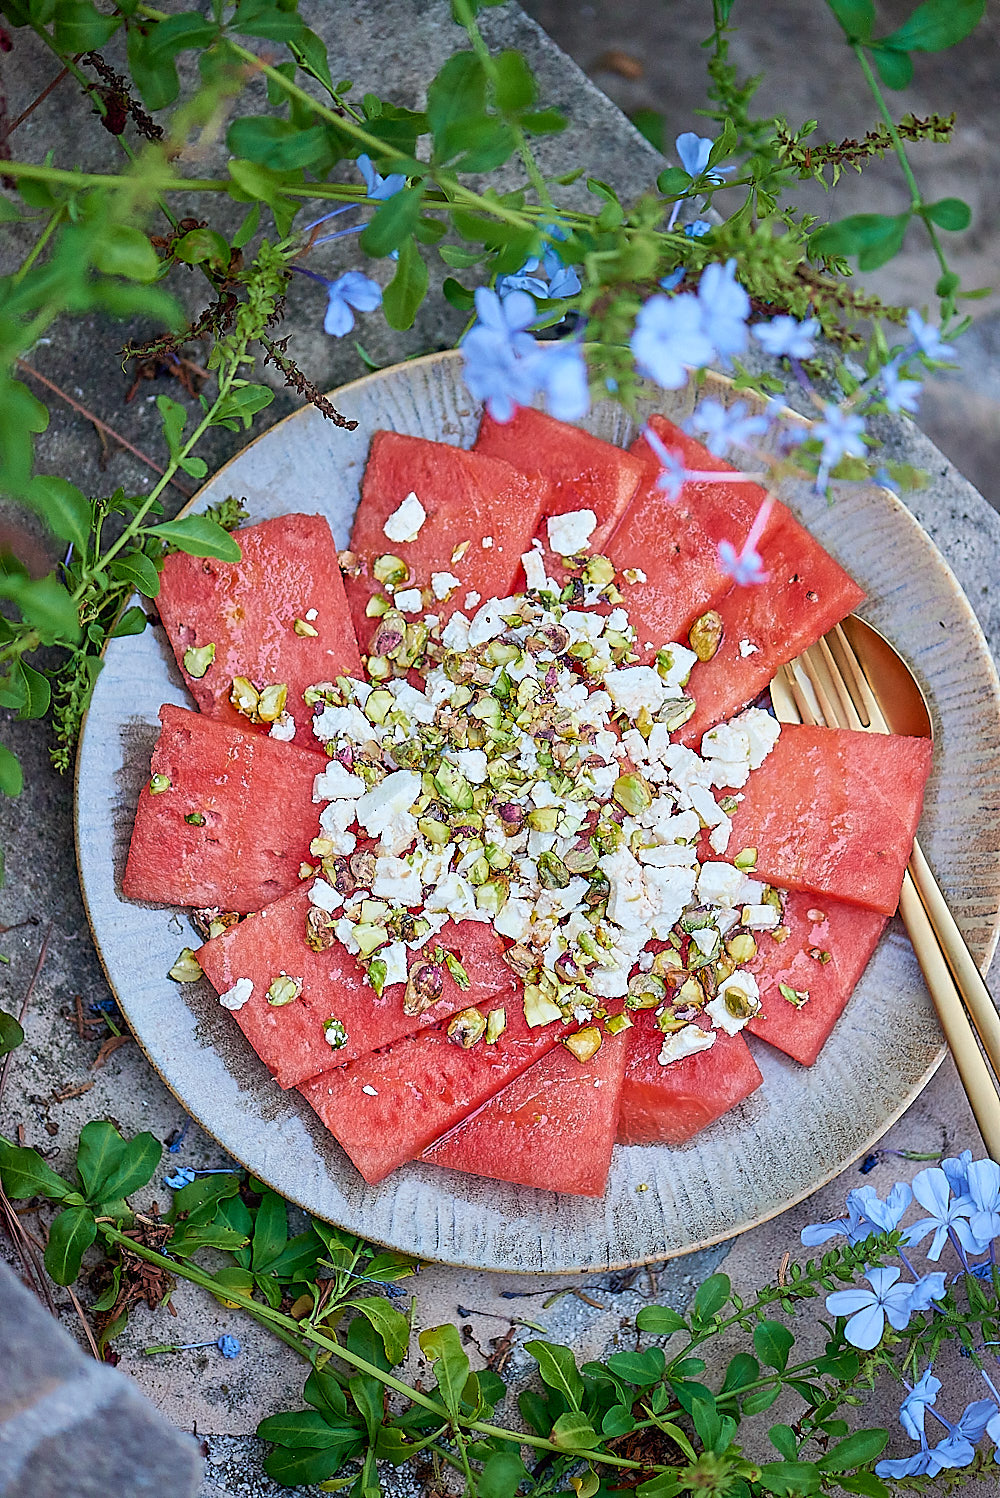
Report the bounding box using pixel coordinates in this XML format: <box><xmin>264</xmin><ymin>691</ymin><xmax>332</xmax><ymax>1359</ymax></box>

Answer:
<box><xmin>797</xmin><ymin>644</ymin><xmax>849</xmax><ymax>730</ymax></box>
<box><xmin>782</xmin><ymin>660</ymin><xmax>821</xmax><ymax>726</ymax></box>
<box><xmin>815</xmin><ymin>636</ymin><xmax>865</xmax><ymax>731</ymax></box>
<box><xmin>829</xmin><ymin>624</ymin><xmax>888</xmax><ymax>733</ymax></box>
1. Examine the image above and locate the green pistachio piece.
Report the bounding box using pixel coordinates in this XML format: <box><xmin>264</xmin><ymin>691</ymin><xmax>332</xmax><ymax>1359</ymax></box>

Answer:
<box><xmin>183</xmin><ymin>642</ymin><xmax>216</xmax><ymax>679</ymax></box>
<box><xmin>267</xmin><ymin>973</ymin><xmax>303</xmax><ymax>1006</ymax></box>
<box><xmin>149</xmin><ymin>773</ymin><xmax>171</xmax><ymax>795</ymax></box>
<box><xmin>168</xmin><ymin>947</ymin><xmax>202</xmax><ymax>983</ymax></box>
<box><xmin>612</xmin><ymin>773</ymin><xmax>652</xmax><ymax>815</ymax></box>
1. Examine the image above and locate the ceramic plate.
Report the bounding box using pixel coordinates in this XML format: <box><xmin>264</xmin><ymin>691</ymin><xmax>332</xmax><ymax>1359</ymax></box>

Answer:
<box><xmin>75</xmin><ymin>351</ymin><xmax>1000</xmax><ymax>1272</ymax></box>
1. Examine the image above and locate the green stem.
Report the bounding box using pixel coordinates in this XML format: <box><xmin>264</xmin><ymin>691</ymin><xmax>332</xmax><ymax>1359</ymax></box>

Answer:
<box><xmin>12</xmin><ymin>205</ymin><xmax>67</xmax><ymax>284</ymax></box>
<box><xmin>0</xmin><ymin>159</ymin><xmax>226</xmax><ymax>193</ymax></box>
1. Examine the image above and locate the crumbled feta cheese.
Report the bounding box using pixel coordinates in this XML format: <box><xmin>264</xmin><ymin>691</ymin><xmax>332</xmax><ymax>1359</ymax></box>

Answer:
<box><xmin>739</xmin><ymin>638</ymin><xmax>759</xmax><ymax>657</ymax></box>
<box><xmin>521</xmin><ymin>549</ymin><xmax>548</xmax><ymax>592</ymax></box>
<box><xmin>314</xmin><ymin>704</ymin><xmax>371</xmax><ymax>744</ymax></box>
<box><xmin>736</xmin><ymin>708</ymin><xmax>782</xmax><ymax>769</ymax></box>
<box><xmin>431</xmin><ymin>571</ymin><xmax>461</xmax><ymax>600</ymax></box>
<box><xmin>448</xmin><ymin>748</ymin><xmax>488</xmax><ymax>784</ymax></box>
<box><xmin>658</xmin><ymin>1024</ymin><xmax>716</xmax><ymax>1066</ymax></box>
<box><xmin>604</xmin><ymin>666</ymin><xmax>666</xmax><ymax>717</ymax></box>
<box><xmin>482</xmin><ymin>535</ymin><xmax>494</xmax><ymax>548</ymax></box>
<box><xmin>468</xmin><ymin>596</ymin><xmax>512</xmax><ymax>647</ymax></box>
<box><xmin>381</xmin><ymin>942</ymin><xmax>409</xmax><ymax>987</ymax></box>
<box><xmin>697</xmin><ymin>861</ymin><xmax>749</xmax><ymax>908</ymax></box>
<box><xmin>362</xmin><ymin>1084</ymin><xmax>379</xmax><ymax>1096</ymax></box>
<box><xmin>708</xmin><ymin>816</ymin><xmax>733</xmax><ymax>855</ymax></box>
<box><xmin>390</xmin><ymin>681</ymin><xmax>436</xmax><ymax>724</ymax></box>
<box><xmin>441</xmin><ymin>611</ymin><xmax>471</xmax><ymax>650</ymax></box>
<box><xmin>309</xmin><ymin>878</ymin><xmax>344</xmax><ymax>913</ymax></box>
<box><xmin>219</xmin><ymin>977</ymin><xmax>253</xmax><ymax>1011</ymax></box>
<box><xmin>269</xmin><ymin>712</ymin><xmax>296</xmax><ymax>741</ymax></box>
<box><xmin>742</xmin><ymin>903</ymin><xmax>780</xmax><ymax>930</ymax></box>
<box><xmin>372</xmin><ymin>855</ymin><xmax>423</xmax><ymax>906</ymax></box>
<box><xmin>394</xmin><ymin>587</ymin><xmax>423</xmax><ymax>615</ymax></box>
<box><xmin>354</xmin><ymin>770</ymin><xmax>421</xmax><ymax>854</ymax></box>
<box><xmin>425</xmin><ymin>872</ymin><xmax>479</xmax><ymax>919</ymax></box>
<box><xmin>313</xmin><ymin>762</ymin><xmax>366</xmax><ymax>803</ymax></box>
<box><xmin>547</xmin><ymin>508</ymin><xmax>597</xmax><ymax>556</ymax></box>
<box><xmin>624</xmin><ymin>567</ymin><xmax>647</xmax><ymax>584</ymax></box>
<box><xmin>707</xmin><ymin>972</ymin><xmax>761</xmax><ymax>1034</ymax></box>
<box><xmin>464</xmin><ymin>591</ymin><xmax>481</xmax><ymax>610</ymax></box>
<box><xmin>656</xmin><ymin>643</ymin><xmax>699</xmax><ymax>688</ymax></box>
<box><xmin>383</xmin><ymin>491</ymin><xmax>426</xmax><ymax>543</ymax></box>
<box><xmin>305</xmin><ymin>608</ymin><xmax>318</xmax><ymax>621</ymax></box>
<box><xmin>495</xmin><ymin>897</ymin><xmax>533</xmax><ymax>942</ymax></box>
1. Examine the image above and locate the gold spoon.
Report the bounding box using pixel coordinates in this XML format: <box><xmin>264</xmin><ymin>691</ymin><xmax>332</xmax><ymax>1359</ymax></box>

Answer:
<box><xmin>772</xmin><ymin>616</ymin><xmax>1000</xmax><ymax>1158</ymax></box>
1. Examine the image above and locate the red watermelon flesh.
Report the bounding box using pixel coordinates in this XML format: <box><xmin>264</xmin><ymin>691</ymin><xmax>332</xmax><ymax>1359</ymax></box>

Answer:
<box><xmin>122</xmin><ymin>704</ymin><xmax>326</xmax><ymax>914</ymax></box>
<box><xmin>723</xmin><ymin>721</ymin><xmax>933</xmax><ymax>916</ymax></box>
<box><xmin>422</xmin><ymin>1025</ymin><xmax>629</xmax><ymax>1197</ymax></box>
<box><xmin>617</xmin><ymin>1010</ymin><xmax>763</xmax><ymax>1146</ymax></box>
<box><xmin>345</xmin><ymin>432</ymin><xmax>553</xmax><ymax>651</ymax></box>
<box><xmin>747</xmin><ymin>891</ymin><xmax>887</xmax><ymax>1065</ymax></box>
<box><xmin>299</xmin><ymin>999</ymin><xmax>570</xmax><ymax>1183</ymax></box>
<box><xmin>158</xmin><ymin>514</ymin><xmax>362</xmax><ymax>738</ymax></box>
<box><xmin>196</xmin><ymin>885</ymin><xmax>517</xmax><ymax>1088</ymax></box>
<box><xmin>474</xmin><ymin>407</ymin><xmax>645</xmax><ymax>563</ymax></box>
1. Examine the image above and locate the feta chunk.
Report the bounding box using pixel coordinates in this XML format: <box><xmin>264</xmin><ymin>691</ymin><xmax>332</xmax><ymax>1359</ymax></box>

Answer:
<box><xmin>431</xmin><ymin>571</ymin><xmax>461</xmax><ymax>601</ymax></box>
<box><xmin>464</xmin><ymin>591</ymin><xmax>481</xmax><ymax>610</ymax></box>
<box><xmin>448</xmin><ymin>748</ymin><xmax>488</xmax><ymax>784</ymax></box>
<box><xmin>269</xmin><ymin>713</ymin><xmax>296</xmax><ymax>741</ymax></box>
<box><xmin>658</xmin><ymin>1024</ymin><xmax>716</xmax><ymax>1066</ymax></box>
<box><xmin>656</xmin><ymin>643</ymin><xmax>698</xmax><ymax>688</ymax></box>
<box><xmin>313</xmin><ymin>703</ymin><xmax>371</xmax><ymax>744</ymax></box>
<box><xmin>309</xmin><ymin>878</ymin><xmax>344</xmax><ymax>913</ymax></box>
<box><xmin>372</xmin><ymin>855</ymin><xmax>423</xmax><ymax>906</ymax></box>
<box><xmin>742</xmin><ymin>903</ymin><xmax>780</xmax><ymax>930</ymax></box>
<box><xmin>381</xmin><ymin>942</ymin><xmax>409</xmax><ymax>987</ymax></box>
<box><xmin>521</xmin><ymin>549</ymin><xmax>548</xmax><ymax>592</ymax></box>
<box><xmin>739</xmin><ymin>638</ymin><xmax>760</xmax><ymax>657</ymax></box>
<box><xmin>697</xmin><ymin>861</ymin><xmax>749</xmax><ymax>908</ymax></box>
<box><xmin>468</xmin><ymin>597</ymin><xmax>512</xmax><ymax>647</ymax></box>
<box><xmin>604</xmin><ymin>666</ymin><xmax>666</xmax><ymax>717</ymax></box>
<box><xmin>354</xmin><ymin>770</ymin><xmax>421</xmax><ymax>854</ymax></box>
<box><xmin>394</xmin><ymin>587</ymin><xmax>423</xmax><ymax>615</ymax></box>
<box><xmin>219</xmin><ymin>977</ymin><xmax>253</xmax><ymax>1011</ymax></box>
<box><xmin>313</xmin><ymin>762</ymin><xmax>366</xmax><ymax>803</ymax></box>
<box><xmin>441</xmin><ymin>611</ymin><xmax>471</xmax><ymax>650</ymax></box>
<box><xmin>383</xmin><ymin>491</ymin><xmax>426</xmax><ymax>543</ymax></box>
<box><xmin>546</xmin><ymin>508</ymin><xmax>597</xmax><ymax>556</ymax></box>
<box><xmin>706</xmin><ymin>972</ymin><xmax>761</xmax><ymax>1035</ymax></box>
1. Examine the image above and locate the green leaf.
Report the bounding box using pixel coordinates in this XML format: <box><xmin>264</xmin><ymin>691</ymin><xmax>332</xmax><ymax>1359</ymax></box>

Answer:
<box><xmin>361</xmin><ymin>185</ymin><xmax>425</xmax><ymax>258</ymax></box>
<box><xmin>0</xmin><ymin>743</ymin><xmax>21</xmax><ymax>798</ymax></box>
<box><xmin>427</xmin><ymin>51</ymin><xmax>486</xmax><ymax>162</ymax></box>
<box><xmin>21</xmin><ymin>476</ymin><xmax>92</xmax><ymax>549</ymax></box>
<box><xmin>263</xmin><ymin>1442</ymin><xmax>361</xmax><ymax>1486</ymax></box>
<box><xmin>879</xmin><ymin>0</ymin><xmax>985</xmax><ymax>52</ymax></box>
<box><xmin>0</xmin><ymin>573</ymin><xmax>81</xmax><ymax>642</ymax></box>
<box><xmin>382</xmin><ymin>237</ymin><xmax>428</xmax><ymax>331</ymax></box>
<box><xmin>816</xmin><ymin>1428</ymin><xmax>889</xmax><ymax>1472</ymax></box>
<box><xmin>923</xmin><ymin>196</ymin><xmax>971</xmax><ymax>231</ymax></box>
<box><xmin>168</xmin><ymin>1170</ymin><xmax>239</xmax><ymax>1218</ymax></box>
<box><xmin>754</xmin><ymin>1320</ymin><xmax>795</xmax><ymax>1373</ymax></box>
<box><xmin>493</xmin><ymin>50</ymin><xmax>535</xmax><ymax>115</ymax></box>
<box><xmin>524</xmin><ymin>1339</ymin><xmax>584</xmax><ymax>1411</ymax></box>
<box><xmin>146</xmin><ymin>515</ymin><xmax>242</xmax><ymax>562</ymax></box>
<box><xmin>77</xmin><ymin>1120</ymin><xmax>129</xmax><ymax>1201</ymax></box>
<box><xmin>0</xmin><ymin>1138</ymin><xmax>73</xmax><ymax>1199</ymax></box>
<box><xmin>757</xmin><ymin>1460</ymin><xmax>821</xmax><ymax>1497</ymax></box>
<box><xmin>741</xmin><ymin>1383</ymin><xmax>782</xmax><ymax>1416</ymax></box>
<box><xmin>348</xmin><ymin>1297</ymin><xmax>411</xmax><ymax>1365</ymax></box>
<box><xmin>304</xmin><ymin>1367</ymin><xmax>349</xmax><ymax>1417</ymax></box>
<box><xmin>936</xmin><ymin>270</ymin><xmax>961</xmax><ymax>297</ymax></box>
<box><xmin>145</xmin><ymin>10</ymin><xmax>218</xmax><ymax>59</ymax></box>
<box><xmin>232</xmin><ymin>202</ymin><xmax>262</xmax><ymax>251</ymax></box>
<box><xmin>97</xmin><ymin>1132</ymin><xmax>162</xmax><ymax>1202</ymax></box>
<box><xmin>550</xmin><ymin>1411</ymin><xmax>599</xmax><ymax>1451</ymax></box>
<box><xmin>212</xmin><ymin>383</ymin><xmax>274</xmax><ymax>431</ymax></box>
<box><xmin>720</xmin><ymin>1352</ymin><xmax>760</xmax><ymax>1393</ymax></box>
<box><xmin>109</xmin><ymin>553</ymin><xmax>161</xmax><ymax>599</ymax></box>
<box><xmin>52</xmin><ymin>1</ymin><xmax>118</xmax><ymax>49</ymax></box>
<box><xmin>520</xmin><ymin>108</ymin><xmax>566</xmax><ymax>135</ymax></box>
<box><xmin>110</xmin><ymin>606</ymin><xmax>148</xmax><ymax>639</ymax></box>
<box><xmin>602</xmin><ymin>1404</ymin><xmax>636</xmax><ymax>1437</ymax></box>
<box><xmin>227</xmin><ymin>116</ymin><xmax>331</xmax><ymax>172</ymax></box>
<box><xmin>442</xmin><ymin>276</ymin><xmax>475</xmax><ymax>311</ymax></box>
<box><xmin>479</xmin><ymin>1449</ymin><xmax>528</xmax><ymax>1498</ymax></box>
<box><xmin>348</xmin><ymin>1370</ymin><xmax>383</xmax><ymax>1439</ymax></box>
<box><xmin>231</xmin><ymin>0</ymin><xmax>304</xmax><ymax>42</ymax></box>
<box><xmin>605</xmin><ymin>1347</ymin><xmax>666</xmax><ymax>1386</ymax></box>
<box><xmin>636</xmin><ymin>1304</ymin><xmax>687</xmax><ymax>1335</ymax></box>
<box><xmin>14</xmin><ymin>661</ymin><xmax>50</xmax><ymax>721</ymax></box>
<box><xmin>693</xmin><ymin>1272</ymin><xmax>731</xmax><ymax>1322</ymax></box>
<box><xmin>0</xmin><ymin>1010</ymin><xmax>24</xmax><ymax>1058</ymax></box>
<box><xmin>92</xmin><ymin>226</ymin><xmax>159</xmax><ymax>283</ymax></box>
<box><xmin>835</xmin><ymin>1474</ymin><xmax>890</xmax><ymax>1498</ymax></box>
<box><xmin>173</xmin><ymin>228</ymin><xmax>231</xmax><ymax>270</ymax></box>
<box><xmin>810</xmin><ymin>211</ymin><xmax>909</xmax><ymax>271</ymax></box>
<box><xmin>258</xmin><ymin>1410</ymin><xmax>353</xmax><ymax>1448</ymax></box>
<box><xmin>871</xmin><ymin>46</ymin><xmax>913</xmax><ymax>88</ymax></box>
<box><xmin>44</xmin><ymin>1204</ymin><xmax>97</xmax><ymax>1285</ymax></box>
<box><xmin>418</xmin><ymin>1324</ymin><xmax>470</xmax><ymax>1414</ymax></box>
<box><xmin>251</xmin><ymin>1189</ymin><xmax>288</xmax><ymax>1271</ymax></box>
<box><xmin>826</xmin><ymin>0</ymin><xmax>874</xmax><ymax>39</ymax></box>
<box><xmin>769</xmin><ymin>1424</ymin><xmax>799</xmax><ymax>1460</ymax></box>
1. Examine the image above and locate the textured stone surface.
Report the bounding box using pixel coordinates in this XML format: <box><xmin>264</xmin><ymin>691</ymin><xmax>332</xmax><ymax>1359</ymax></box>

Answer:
<box><xmin>0</xmin><ymin>3</ymin><xmax>999</xmax><ymax>1495</ymax></box>
<box><xmin>0</xmin><ymin>1260</ymin><xmax>202</xmax><ymax>1497</ymax></box>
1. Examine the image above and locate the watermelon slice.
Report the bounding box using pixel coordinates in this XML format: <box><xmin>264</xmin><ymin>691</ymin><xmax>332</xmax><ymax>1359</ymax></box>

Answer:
<box><xmin>122</xmin><ymin>704</ymin><xmax>326</xmax><ymax>913</ymax></box>
<box><xmin>722</xmin><ymin>721</ymin><xmax>933</xmax><ymax>916</ymax></box>
<box><xmin>746</xmin><ymin>890</ymin><xmax>887</xmax><ymax>1065</ymax></box>
<box><xmin>622</xmin><ymin>416</ymin><xmax>865</xmax><ymax>737</ymax></box>
<box><xmin>196</xmin><ymin>885</ymin><xmax>519</xmax><ymax>1088</ymax></box>
<box><xmin>617</xmin><ymin>1010</ymin><xmax>763</xmax><ymax>1146</ymax></box>
<box><xmin>474</xmin><ymin>407</ymin><xmax>645</xmax><ymax>563</ymax></box>
<box><xmin>344</xmin><ymin>432</ymin><xmax>553</xmax><ymax>651</ymax></box>
<box><xmin>158</xmin><ymin>514</ymin><xmax>362</xmax><ymax>738</ymax></box>
<box><xmin>423</xmin><ymin>1025</ymin><xmax>629</xmax><ymax>1197</ymax></box>
<box><xmin>300</xmin><ymin>999</ymin><xmax>571</xmax><ymax>1183</ymax></box>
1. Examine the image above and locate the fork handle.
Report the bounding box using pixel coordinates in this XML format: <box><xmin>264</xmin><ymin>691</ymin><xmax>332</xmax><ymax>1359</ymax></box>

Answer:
<box><xmin>906</xmin><ymin>837</ymin><xmax>1000</xmax><ymax>1080</ymax></box>
<box><xmin>898</xmin><ymin>871</ymin><xmax>1000</xmax><ymax>1160</ymax></box>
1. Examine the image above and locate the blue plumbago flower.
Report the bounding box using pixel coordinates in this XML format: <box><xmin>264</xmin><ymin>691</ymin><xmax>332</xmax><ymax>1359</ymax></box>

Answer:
<box><xmin>909</xmin><ymin>1271</ymin><xmax>948</xmax><ymax>1310</ymax></box>
<box><xmin>675</xmin><ymin>131</ymin><xmax>734</xmax><ymax>184</ymax></box>
<box><xmin>718</xmin><ymin>536</ymin><xmax>766</xmax><ymax>587</ymax></box>
<box><xmin>813</xmin><ymin>403</ymin><xmax>866</xmax><ymax>488</ymax></box>
<box><xmin>801</xmin><ymin>1192</ymin><xmax>871</xmax><ymax>1246</ymax></box>
<box><xmin>882</xmin><ymin>361</ymin><xmax>922</xmax><ymax>415</ymax></box>
<box><xmin>217</xmin><ymin>1334</ymin><xmax>241</xmax><ymax>1359</ymax></box>
<box><xmin>987</xmin><ymin>1407</ymin><xmax>1000</xmax><ymax>1462</ymax></box>
<box><xmin>957</xmin><ymin>1399</ymin><xmax>996</xmax><ymax>1442</ymax></box>
<box><xmin>849</xmin><ymin>1181</ymin><xmax>912</xmax><ymax>1233</ymax></box>
<box><xmin>496</xmin><ymin>247</ymin><xmax>581</xmax><ymax>302</ymax></box>
<box><xmin>164</xmin><ymin>1167</ymin><xmax>196</xmax><ymax>1189</ymax></box>
<box><xmin>825</xmin><ymin>1265</ymin><xmax>915</xmax><ymax>1349</ymax></box>
<box><xmin>529</xmin><ymin>340</ymin><xmax>590</xmax><ymax>422</ymax></box>
<box><xmin>753</xmin><ymin>315</ymin><xmax>820</xmax><ymax>360</ymax></box>
<box><xmin>545</xmin><ymin>260</ymin><xmax>583</xmax><ymax>299</ymax></box>
<box><xmin>684</xmin><ymin>220</ymin><xmax>713</xmax><ymax>239</ymax></box>
<box><xmin>460</xmin><ymin>287</ymin><xmax>540</xmax><ymax>421</ymax></box>
<box><xmin>964</xmin><ymin>1159</ymin><xmax>1000</xmax><ymax>1249</ymax></box>
<box><xmin>874</xmin><ymin>465</ymin><xmax>901</xmax><ymax>495</ymax></box>
<box><xmin>683</xmin><ymin>398</ymin><xmax>769</xmax><ymax>456</ymax></box>
<box><xmin>659</xmin><ymin>268</ymin><xmax>685</xmax><ymax>291</ymax></box>
<box><xmin>903</xmin><ymin>1166</ymin><xmax>977</xmax><ymax>1259</ymax></box>
<box><xmin>942</xmin><ymin>1149</ymin><xmax>975</xmax><ymax>1197</ymax></box>
<box><xmin>696</xmin><ymin>259</ymin><xmax>750</xmax><ymax>360</ymax></box>
<box><xmin>907</xmin><ymin>309</ymin><xmax>953</xmax><ymax>361</ymax></box>
<box><xmin>495</xmin><ymin>262</ymin><xmax>549</xmax><ymax>299</ymax></box>
<box><xmin>357</xmin><ymin>152</ymin><xmax>406</xmax><ymax>202</ymax></box>
<box><xmin>631</xmin><ymin>293</ymin><xmax>714</xmax><ymax>389</ymax></box>
<box><xmin>642</xmin><ymin>423</ymin><xmax>690</xmax><ymax>503</ymax></box>
<box><xmin>323</xmin><ymin>271</ymin><xmax>382</xmax><ymax>337</ymax></box>
<box><xmin>165</xmin><ymin>1119</ymin><xmax>191</xmax><ymax>1154</ymax></box>
<box><xmin>900</xmin><ymin>1368</ymin><xmax>942</xmax><ymax>1440</ymax></box>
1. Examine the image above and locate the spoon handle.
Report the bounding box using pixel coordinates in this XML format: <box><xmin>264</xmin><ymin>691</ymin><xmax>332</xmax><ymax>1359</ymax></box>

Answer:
<box><xmin>899</xmin><ymin>870</ymin><xmax>1000</xmax><ymax>1160</ymax></box>
<box><xmin>908</xmin><ymin>837</ymin><xmax>1000</xmax><ymax>1077</ymax></box>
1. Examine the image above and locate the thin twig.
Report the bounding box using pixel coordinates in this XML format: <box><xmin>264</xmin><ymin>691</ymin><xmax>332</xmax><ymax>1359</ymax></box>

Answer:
<box><xmin>0</xmin><ymin>922</ymin><xmax>51</xmax><ymax>1111</ymax></box>
<box><xmin>65</xmin><ymin>1282</ymin><xmax>101</xmax><ymax>1359</ymax></box>
<box><xmin>7</xmin><ymin>65</ymin><xmax>70</xmax><ymax>134</ymax></box>
<box><xmin>0</xmin><ymin>1186</ymin><xmax>58</xmax><ymax>1316</ymax></box>
<box><xmin>15</xmin><ymin>360</ymin><xmax>194</xmax><ymax>498</ymax></box>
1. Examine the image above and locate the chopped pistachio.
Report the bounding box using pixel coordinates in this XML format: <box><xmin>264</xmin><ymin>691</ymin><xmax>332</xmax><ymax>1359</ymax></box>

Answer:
<box><xmin>373</xmin><ymin>553</ymin><xmax>410</xmax><ymax>587</ymax></box>
<box><xmin>230</xmin><ymin>676</ymin><xmax>260</xmax><ymax>718</ymax></box>
<box><xmin>184</xmin><ymin>811</ymin><xmax>206</xmax><ymax>826</ymax></box>
<box><xmin>627</xmin><ymin>974</ymin><xmax>666</xmax><ymax>1010</ymax></box>
<box><xmin>368</xmin><ymin>958</ymin><xmax>388</xmax><ymax>997</ymax></box>
<box><xmin>403</xmin><ymin>961</ymin><xmax>445</xmax><ymax>1016</ymax></box>
<box><xmin>723</xmin><ymin>987</ymin><xmax>756</xmax><ymax>1020</ymax></box>
<box><xmin>257</xmin><ymin>682</ymin><xmax>288</xmax><ymax>723</ymax></box>
<box><xmin>149</xmin><ymin>773</ymin><xmax>171</xmax><ymax>795</ymax></box>
<box><xmin>734</xmin><ymin>847</ymin><xmax>758</xmax><ymax>871</ymax></box>
<box><xmin>485</xmin><ymin>1007</ymin><xmax>507</xmax><ymax>1044</ymax></box>
<box><xmin>448</xmin><ymin>1007</ymin><xmax>486</xmax><ymax>1048</ymax></box>
<box><xmin>771</xmin><ymin>925</ymin><xmax>791</xmax><ymax>944</ymax></box>
<box><xmin>563</xmin><ymin>844</ymin><xmax>599</xmax><ymax>875</ymax></box>
<box><xmin>183</xmin><ymin>642</ymin><xmax>216</xmax><ymax>679</ymax></box>
<box><xmin>726</xmin><ymin>932</ymin><xmax>758</xmax><ymax>964</ymax></box>
<box><xmin>294</xmin><ymin>618</ymin><xmax>320</xmax><ymax>637</ymax></box>
<box><xmin>443</xmin><ymin>950</ymin><xmax>471</xmax><ymax>990</ymax></box>
<box><xmin>323</xmin><ymin>1016</ymin><xmax>348</xmax><ymax>1049</ymax></box>
<box><xmin>660</xmin><ymin>696</ymin><xmax>696</xmax><ymax>731</ymax></box>
<box><xmin>523</xmin><ymin>985</ymin><xmax>563</xmax><ymax>1028</ymax></box>
<box><xmin>689</xmin><ymin>609</ymin><xmax>724</xmax><ymax>662</ymax></box>
<box><xmin>651</xmin><ymin>948</ymin><xmax>684</xmax><ymax>978</ymax></box>
<box><xmin>433</xmin><ymin>762</ymin><xmax>474</xmax><ymax>810</ymax></box>
<box><xmin>612</xmin><ymin>773</ymin><xmax>652</xmax><ymax>815</ymax></box>
<box><xmin>808</xmin><ymin>947</ymin><xmax>832</xmax><ymax>964</ymax></box>
<box><xmin>168</xmin><ymin>947</ymin><xmax>203</xmax><ymax>983</ymax></box>
<box><xmin>676</xmin><ymin>976</ymin><xmax>704</xmax><ymax>1006</ymax></box>
<box><xmin>807</xmin><ymin>908</ymin><xmax>828</xmax><ymax>924</ymax></box>
<box><xmin>267</xmin><ymin>973</ymin><xmax>303</xmax><ymax>1006</ymax></box>
<box><xmin>605</xmin><ymin>1011</ymin><xmax>633</xmax><ymax>1036</ymax></box>
<box><xmin>366</xmin><ymin>654</ymin><xmax>392</xmax><ymax>682</ymax></box>
<box><xmin>365</xmin><ymin>594</ymin><xmax>390</xmax><ymax>618</ymax></box>
<box><xmin>526</xmin><ymin>805</ymin><xmax>560</xmax><ymax>834</ymax></box>
<box><xmin>779</xmin><ymin>982</ymin><xmax>810</xmax><ymax>1008</ymax></box>
<box><xmin>582</xmin><ymin>555</ymin><xmax>615</xmax><ymax>587</ymax></box>
<box><xmin>719</xmin><ymin>795</ymin><xmax>740</xmax><ymax>814</ymax></box>
<box><xmin>564</xmin><ymin>1025</ymin><xmax>602</xmax><ymax>1063</ymax></box>
<box><xmin>537</xmin><ymin>851</ymin><xmax>570</xmax><ymax>889</ymax></box>
<box><xmin>298</xmin><ymin>862</ymin><xmax>316</xmax><ymax>880</ymax></box>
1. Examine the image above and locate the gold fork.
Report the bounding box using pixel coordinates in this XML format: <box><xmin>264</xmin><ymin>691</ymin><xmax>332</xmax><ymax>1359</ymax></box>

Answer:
<box><xmin>771</xmin><ymin>623</ymin><xmax>1000</xmax><ymax>1158</ymax></box>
